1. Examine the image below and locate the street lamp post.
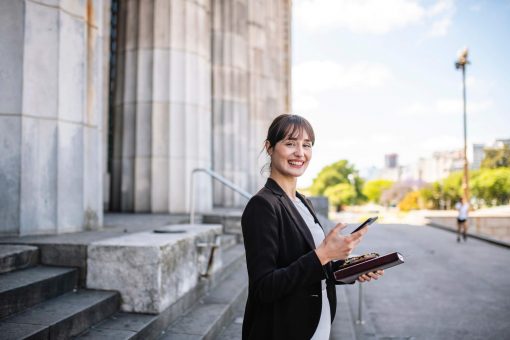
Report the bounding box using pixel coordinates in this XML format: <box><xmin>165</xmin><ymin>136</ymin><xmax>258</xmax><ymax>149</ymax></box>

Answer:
<box><xmin>455</xmin><ymin>47</ymin><xmax>470</xmax><ymax>203</ymax></box>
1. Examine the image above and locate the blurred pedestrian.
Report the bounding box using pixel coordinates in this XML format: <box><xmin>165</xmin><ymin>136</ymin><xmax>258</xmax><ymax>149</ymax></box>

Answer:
<box><xmin>241</xmin><ymin>114</ymin><xmax>383</xmax><ymax>340</ymax></box>
<box><xmin>455</xmin><ymin>198</ymin><xmax>469</xmax><ymax>242</ymax></box>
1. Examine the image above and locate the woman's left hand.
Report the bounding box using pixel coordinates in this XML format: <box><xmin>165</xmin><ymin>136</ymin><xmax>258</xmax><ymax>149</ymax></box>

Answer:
<box><xmin>357</xmin><ymin>270</ymin><xmax>384</xmax><ymax>283</ymax></box>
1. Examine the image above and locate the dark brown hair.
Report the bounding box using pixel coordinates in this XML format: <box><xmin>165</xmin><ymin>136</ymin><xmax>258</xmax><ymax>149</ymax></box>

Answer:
<box><xmin>265</xmin><ymin>114</ymin><xmax>315</xmax><ymax>151</ymax></box>
<box><xmin>261</xmin><ymin>114</ymin><xmax>315</xmax><ymax>174</ymax></box>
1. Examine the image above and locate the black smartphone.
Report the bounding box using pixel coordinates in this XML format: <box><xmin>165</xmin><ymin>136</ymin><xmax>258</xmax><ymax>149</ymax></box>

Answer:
<box><xmin>350</xmin><ymin>216</ymin><xmax>378</xmax><ymax>234</ymax></box>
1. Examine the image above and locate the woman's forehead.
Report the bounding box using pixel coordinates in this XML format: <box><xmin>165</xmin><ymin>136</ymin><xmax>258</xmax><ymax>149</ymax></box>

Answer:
<box><xmin>284</xmin><ymin>126</ymin><xmax>310</xmax><ymax>141</ymax></box>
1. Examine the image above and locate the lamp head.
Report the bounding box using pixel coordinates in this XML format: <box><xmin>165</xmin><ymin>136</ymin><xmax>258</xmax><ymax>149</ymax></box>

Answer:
<box><xmin>456</xmin><ymin>47</ymin><xmax>469</xmax><ymax>66</ymax></box>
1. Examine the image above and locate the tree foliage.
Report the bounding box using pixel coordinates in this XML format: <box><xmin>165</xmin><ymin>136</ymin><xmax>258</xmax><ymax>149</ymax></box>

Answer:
<box><xmin>398</xmin><ymin>191</ymin><xmax>421</xmax><ymax>211</ymax></box>
<box><xmin>324</xmin><ymin>183</ymin><xmax>356</xmax><ymax>208</ymax></box>
<box><xmin>407</xmin><ymin>168</ymin><xmax>510</xmax><ymax>210</ymax></box>
<box><xmin>362</xmin><ymin>179</ymin><xmax>394</xmax><ymax>203</ymax></box>
<box><xmin>309</xmin><ymin>160</ymin><xmax>365</xmax><ymax>206</ymax></box>
<box><xmin>471</xmin><ymin>168</ymin><xmax>510</xmax><ymax>206</ymax></box>
<box><xmin>482</xmin><ymin>145</ymin><xmax>510</xmax><ymax>169</ymax></box>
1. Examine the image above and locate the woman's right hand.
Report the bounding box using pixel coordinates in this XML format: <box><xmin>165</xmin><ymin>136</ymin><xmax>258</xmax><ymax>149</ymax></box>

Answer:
<box><xmin>315</xmin><ymin>223</ymin><xmax>367</xmax><ymax>265</ymax></box>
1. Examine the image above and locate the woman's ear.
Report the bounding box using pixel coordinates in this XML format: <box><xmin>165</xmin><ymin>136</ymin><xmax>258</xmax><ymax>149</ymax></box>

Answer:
<box><xmin>265</xmin><ymin>140</ymin><xmax>272</xmax><ymax>156</ymax></box>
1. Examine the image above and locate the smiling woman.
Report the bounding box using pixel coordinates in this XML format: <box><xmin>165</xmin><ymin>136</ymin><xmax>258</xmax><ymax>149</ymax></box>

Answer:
<box><xmin>241</xmin><ymin>114</ymin><xmax>383</xmax><ymax>340</ymax></box>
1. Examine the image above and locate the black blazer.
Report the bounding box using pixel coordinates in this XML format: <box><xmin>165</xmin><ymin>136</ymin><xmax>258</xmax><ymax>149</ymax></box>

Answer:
<box><xmin>241</xmin><ymin>178</ymin><xmax>341</xmax><ymax>340</ymax></box>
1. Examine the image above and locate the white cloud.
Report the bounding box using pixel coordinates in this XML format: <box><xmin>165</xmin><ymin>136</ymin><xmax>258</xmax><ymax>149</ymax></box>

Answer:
<box><xmin>400</xmin><ymin>98</ymin><xmax>493</xmax><ymax>117</ymax></box>
<box><xmin>293</xmin><ymin>60</ymin><xmax>393</xmax><ymax>94</ymax></box>
<box><xmin>418</xmin><ymin>135</ymin><xmax>462</xmax><ymax>153</ymax></box>
<box><xmin>294</xmin><ymin>0</ymin><xmax>455</xmax><ymax>35</ymax></box>
<box><xmin>427</xmin><ymin>17</ymin><xmax>452</xmax><ymax>37</ymax></box>
<box><xmin>293</xmin><ymin>95</ymin><xmax>320</xmax><ymax>113</ymax></box>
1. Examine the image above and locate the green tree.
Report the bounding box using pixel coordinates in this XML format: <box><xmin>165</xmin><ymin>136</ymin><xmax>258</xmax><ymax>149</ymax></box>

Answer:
<box><xmin>309</xmin><ymin>160</ymin><xmax>365</xmax><ymax>205</ymax></box>
<box><xmin>324</xmin><ymin>183</ymin><xmax>356</xmax><ymax>210</ymax></box>
<box><xmin>481</xmin><ymin>145</ymin><xmax>510</xmax><ymax>169</ymax></box>
<box><xmin>362</xmin><ymin>179</ymin><xmax>394</xmax><ymax>203</ymax></box>
<box><xmin>471</xmin><ymin>168</ymin><xmax>510</xmax><ymax>206</ymax></box>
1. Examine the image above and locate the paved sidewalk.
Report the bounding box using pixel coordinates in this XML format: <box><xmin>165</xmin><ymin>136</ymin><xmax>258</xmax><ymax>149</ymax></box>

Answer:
<box><xmin>331</xmin><ymin>223</ymin><xmax>510</xmax><ymax>339</ymax></box>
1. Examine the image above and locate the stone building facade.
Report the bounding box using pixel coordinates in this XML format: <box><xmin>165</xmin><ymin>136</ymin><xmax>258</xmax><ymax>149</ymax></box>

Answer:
<box><xmin>0</xmin><ymin>0</ymin><xmax>291</xmax><ymax>236</ymax></box>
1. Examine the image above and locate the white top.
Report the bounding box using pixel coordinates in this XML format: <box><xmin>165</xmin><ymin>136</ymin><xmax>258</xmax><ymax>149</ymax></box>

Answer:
<box><xmin>455</xmin><ymin>202</ymin><xmax>469</xmax><ymax>219</ymax></box>
<box><xmin>292</xmin><ymin>198</ymin><xmax>331</xmax><ymax>340</ymax></box>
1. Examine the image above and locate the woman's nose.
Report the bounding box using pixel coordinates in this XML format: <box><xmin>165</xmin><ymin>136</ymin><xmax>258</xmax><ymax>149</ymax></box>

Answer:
<box><xmin>294</xmin><ymin>145</ymin><xmax>304</xmax><ymax>156</ymax></box>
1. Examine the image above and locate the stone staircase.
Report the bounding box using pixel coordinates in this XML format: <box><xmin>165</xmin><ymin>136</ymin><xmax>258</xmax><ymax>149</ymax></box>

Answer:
<box><xmin>0</xmin><ymin>245</ymin><xmax>119</xmax><ymax>339</ymax></box>
<box><xmin>0</xmin><ymin>212</ymin><xmax>248</xmax><ymax>340</ymax></box>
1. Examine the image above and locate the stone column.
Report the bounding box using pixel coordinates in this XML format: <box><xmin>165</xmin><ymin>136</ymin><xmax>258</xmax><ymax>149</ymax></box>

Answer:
<box><xmin>210</xmin><ymin>0</ymin><xmax>291</xmax><ymax>206</ymax></box>
<box><xmin>246</xmin><ymin>0</ymin><xmax>291</xmax><ymax>195</ymax></box>
<box><xmin>211</xmin><ymin>0</ymin><xmax>250</xmax><ymax>207</ymax></box>
<box><xmin>0</xmin><ymin>0</ymin><xmax>110</xmax><ymax>236</ymax></box>
<box><xmin>110</xmin><ymin>0</ymin><xmax>212</xmax><ymax>213</ymax></box>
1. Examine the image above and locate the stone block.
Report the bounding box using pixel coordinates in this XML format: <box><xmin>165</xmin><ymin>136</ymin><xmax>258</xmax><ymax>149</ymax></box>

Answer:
<box><xmin>170</xmin><ymin>49</ymin><xmax>186</xmax><ymax>102</ymax></box>
<box><xmin>0</xmin><ymin>116</ymin><xmax>21</xmax><ymax>235</ymax></box>
<box><xmin>151</xmin><ymin>102</ymin><xmax>170</xmax><ymax>157</ymax></box>
<box><xmin>151</xmin><ymin>157</ymin><xmax>169</xmax><ymax>212</ymax></box>
<box><xmin>123</xmin><ymin>50</ymin><xmax>138</xmax><ymax>103</ymax></box>
<box><xmin>23</xmin><ymin>1</ymin><xmax>59</xmax><ymax>119</ymax></box>
<box><xmin>57</xmin><ymin>121</ymin><xmax>84</xmax><ymax>233</ymax></box>
<box><xmin>153</xmin><ymin>49</ymin><xmax>170</xmax><ymax>102</ymax></box>
<box><xmin>185</xmin><ymin>54</ymin><xmax>199</xmax><ymax>105</ymax></box>
<box><xmin>135</xmin><ymin>102</ymin><xmax>152</xmax><ymax>157</ymax></box>
<box><xmin>169</xmin><ymin>0</ymin><xmax>185</xmax><ymax>50</ymax></box>
<box><xmin>138</xmin><ymin>0</ymin><xmax>154</xmax><ymax>49</ymax></box>
<box><xmin>0</xmin><ymin>0</ymin><xmax>24</xmax><ymax>114</ymax></box>
<box><xmin>154</xmin><ymin>0</ymin><xmax>171</xmax><ymax>48</ymax></box>
<box><xmin>60</xmin><ymin>0</ymin><xmax>86</xmax><ymax>18</ymax></box>
<box><xmin>86</xmin><ymin>224</ymin><xmax>223</xmax><ymax>313</ymax></box>
<box><xmin>19</xmin><ymin>117</ymin><xmax>58</xmax><ymax>235</ymax></box>
<box><xmin>0</xmin><ymin>245</ymin><xmax>39</xmax><ymax>274</ymax></box>
<box><xmin>168</xmin><ymin>159</ymin><xmax>186</xmax><ymax>212</ymax></box>
<box><xmin>136</xmin><ymin>49</ymin><xmax>154</xmax><ymax>102</ymax></box>
<box><xmin>134</xmin><ymin>157</ymin><xmax>151</xmax><ymax>212</ymax></box>
<box><xmin>59</xmin><ymin>11</ymin><xmax>86</xmax><ymax>123</ymax></box>
<box><xmin>83</xmin><ymin>126</ymin><xmax>102</xmax><ymax>230</ymax></box>
<box><xmin>169</xmin><ymin>102</ymin><xmax>185</xmax><ymax>158</ymax></box>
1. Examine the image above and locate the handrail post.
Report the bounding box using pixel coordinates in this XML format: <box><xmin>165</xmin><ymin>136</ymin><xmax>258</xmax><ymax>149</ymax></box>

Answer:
<box><xmin>189</xmin><ymin>168</ymin><xmax>253</xmax><ymax>225</ymax></box>
<box><xmin>190</xmin><ymin>169</ymin><xmax>196</xmax><ymax>224</ymax></box>
<box><xmin>356</xmin><ymin>282</ymin><xmax>365</xmax><ymax>324</ymax></box>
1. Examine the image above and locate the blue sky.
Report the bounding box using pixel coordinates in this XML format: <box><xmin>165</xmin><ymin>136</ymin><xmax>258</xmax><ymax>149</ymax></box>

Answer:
<box><xmin>292</xmin><ymin>0</ymin><xmax>510</xmax><ymax>187</ymax></box>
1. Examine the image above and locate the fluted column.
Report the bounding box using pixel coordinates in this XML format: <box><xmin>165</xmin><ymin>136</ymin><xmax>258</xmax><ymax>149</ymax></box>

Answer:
<box><xmin>246</xmin><ymin>0</ymin><xmax>291</xmax><ymax>194</ymax></box>
<box><xmin>0</xmin><ymin>0</ymin><xmax>110</xmax><ymax>235</ymax></box>
<box><xmin>111</xmin><ymin>0</ymin><xmax>212</xmax><ymax>213</ymax></box>
<box><xmin>211</xmin><ymin>0</ymin><xmax>250</xmax><ymax>207</ymax></box>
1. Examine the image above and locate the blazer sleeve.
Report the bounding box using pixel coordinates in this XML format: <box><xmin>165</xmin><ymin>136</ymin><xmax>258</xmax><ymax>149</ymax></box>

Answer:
<box><xmin>242</xmin><ymin>195</ymin><xmax>326</xmax><ymax>303</ymax></box>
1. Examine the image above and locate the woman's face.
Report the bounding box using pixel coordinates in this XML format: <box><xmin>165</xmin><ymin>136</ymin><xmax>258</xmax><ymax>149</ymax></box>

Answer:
<box><xmin>268</xmin><ymin>129</ymin><xmax>312</xmax><ymax>179</ymax></box>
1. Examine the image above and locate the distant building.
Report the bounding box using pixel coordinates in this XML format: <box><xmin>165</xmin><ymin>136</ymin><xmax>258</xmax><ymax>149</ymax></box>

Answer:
<box><xmin>385</xmin><ymin>153</ymin><xmax>398</xmax><ymax>168</ymax></box>
<box><xmin>472</xmin><ymin>144</ymin><xmax>485</xmax><ymax>170</ymax></box>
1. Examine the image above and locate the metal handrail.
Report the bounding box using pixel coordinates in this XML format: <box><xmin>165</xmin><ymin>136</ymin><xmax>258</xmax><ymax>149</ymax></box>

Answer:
<box><xmin>189</xmin><ymin>168</ymin><xmax>253</xmax><ymax>224</ymax></box>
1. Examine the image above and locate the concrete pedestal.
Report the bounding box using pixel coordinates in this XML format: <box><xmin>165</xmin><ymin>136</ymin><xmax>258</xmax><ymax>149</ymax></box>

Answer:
<box><xmin>86</xmin><ymin>224</ymin><xmax>222</xmax><ymax>314</ymax></box>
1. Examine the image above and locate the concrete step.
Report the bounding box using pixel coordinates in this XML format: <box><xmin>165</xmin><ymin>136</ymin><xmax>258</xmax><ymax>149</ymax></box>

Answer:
<box><xmin>0</xmin><ymin>289</ymin><xmax>119</xmax><ymax>340</ymax></box>
<box><xmin>0</xmin><ymin>245</ymin><xmax>39</xmax><ymax>274</ymax></box>
<box><xmin>0</xmin><ymin>265</ymin><xmax>77</xmax><ymax>319</ymax></box>
<box><xmin>75</xmin><ymin>244</ymin><xmax>247</xmax><ymax>340</ymax></box>
<box><xmin>158</xmin><ymin>261</ymin><xmax>248</xmax><ymax>340</ymax></box>
<box><xmin>216</xmin><ymin>316</ymin><xmax>243</xmax><ymax>340</ymax></box>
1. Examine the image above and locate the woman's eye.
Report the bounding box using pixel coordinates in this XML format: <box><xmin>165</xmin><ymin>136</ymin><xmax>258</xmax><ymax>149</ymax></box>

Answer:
<box><xmin>304</xmin><ymin>144</ymin><xmax>312</xmax><ymax>148</ymax></box>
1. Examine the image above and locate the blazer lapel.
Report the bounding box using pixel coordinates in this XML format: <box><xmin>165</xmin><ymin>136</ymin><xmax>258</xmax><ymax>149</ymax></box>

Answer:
<box><xmin>265</xmin><ymin>178</ymin><xmax>316</xmax><ymax>250</ymax></box>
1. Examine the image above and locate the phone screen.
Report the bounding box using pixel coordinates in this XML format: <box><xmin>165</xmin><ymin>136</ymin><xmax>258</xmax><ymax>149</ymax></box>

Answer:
<box><xmin>350</xmin><ymin>216</ymin><xmax>378</xmax><ymax>234</ymax></box>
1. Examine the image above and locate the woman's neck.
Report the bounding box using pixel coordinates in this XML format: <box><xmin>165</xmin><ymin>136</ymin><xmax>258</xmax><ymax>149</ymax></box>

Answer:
<box><xmin>270</xmin><ymin>173</ymin><xmax>297</xmax><ymax>200</ymax></box>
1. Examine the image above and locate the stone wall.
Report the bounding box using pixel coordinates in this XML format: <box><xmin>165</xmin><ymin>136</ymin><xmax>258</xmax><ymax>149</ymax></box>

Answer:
<box><xmin>427</xmin><ymin>216</ymin><xmax>510</xmax><ymax>243</ymax></box>
<box><xmin>0</xmin><ymin>0</ymin><xmax>291</xmax><ymax>235</ymax></box>
<box><xmin>0</xmin><ymin>0</ymin><xmax>110</xmax><ymax>236</ymax></box>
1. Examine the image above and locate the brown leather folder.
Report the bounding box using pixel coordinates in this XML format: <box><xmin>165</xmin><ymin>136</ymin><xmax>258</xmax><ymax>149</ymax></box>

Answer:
<box><xmin>333</xmin><ymin>252</ymin><xmax>404</xmax><ymax>284</ymax></box>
